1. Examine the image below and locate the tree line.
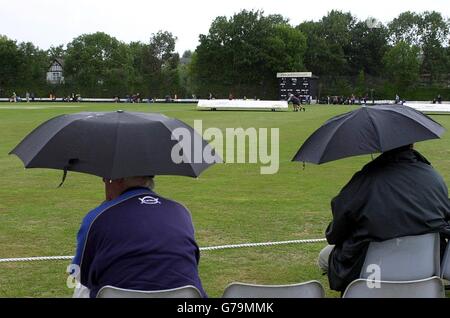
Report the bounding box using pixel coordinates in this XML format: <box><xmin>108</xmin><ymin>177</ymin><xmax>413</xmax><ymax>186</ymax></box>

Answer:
<box><xmin>0</xmin><ymin>9</ymin><xmax>449</xmax><ymax>100</ymax></box>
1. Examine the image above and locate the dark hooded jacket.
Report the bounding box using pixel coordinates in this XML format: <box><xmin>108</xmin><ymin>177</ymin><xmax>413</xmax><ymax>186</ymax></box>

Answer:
<box><xmin>326</xmin><ymin>147</ymin><xmax>450</xmax><ymax>292</ymax></box>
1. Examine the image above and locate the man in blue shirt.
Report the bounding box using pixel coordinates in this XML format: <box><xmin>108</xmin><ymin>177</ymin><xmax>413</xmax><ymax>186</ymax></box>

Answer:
<box><xmin>71</xmin><ymin>176</ymin><xmax>206</xmax><ymax>298</ymax></box>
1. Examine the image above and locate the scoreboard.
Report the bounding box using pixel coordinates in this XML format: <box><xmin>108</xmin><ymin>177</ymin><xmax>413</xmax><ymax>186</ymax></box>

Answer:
<box><xmin>277</xmin><ymin>72</ymin><xmax>318</xmax><ymax>100</ymax></box>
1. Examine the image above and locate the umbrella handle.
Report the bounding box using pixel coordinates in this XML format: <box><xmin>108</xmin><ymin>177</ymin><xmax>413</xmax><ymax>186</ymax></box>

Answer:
<box><xmin>57</xmin><ymin>168</ymin><xmax>68</xmax><ymax>188</ymax></box>
<box><xmin>57</xmin><ymin>159</ymin><xmax>78</xmax><ymax>188</ymax></box>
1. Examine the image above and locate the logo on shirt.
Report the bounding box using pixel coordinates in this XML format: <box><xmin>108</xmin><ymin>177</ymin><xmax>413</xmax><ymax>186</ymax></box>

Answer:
<box><xmin>138</xmin><ymin>196</ymin><xmax>161</xmax><ymax>205</ymax></box>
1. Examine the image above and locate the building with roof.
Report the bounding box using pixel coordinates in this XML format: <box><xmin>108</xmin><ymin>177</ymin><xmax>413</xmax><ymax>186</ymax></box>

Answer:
<box><xmin>46</xmin><ymin>58</ymin><xmax>64</xmax><ymax>84</ymax></box>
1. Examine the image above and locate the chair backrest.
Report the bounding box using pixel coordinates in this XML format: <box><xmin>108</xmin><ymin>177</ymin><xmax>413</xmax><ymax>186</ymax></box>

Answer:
<box><xmin>360</xmin><ymin>233</ymin><xmax>440</xmax><ymax>281</ymax></box>
<box><xmin>96</xmin><ymin>285</ymin><xmax>202</xmax><ymax>298</ymax></box>
<box><xmin>343</xmin><ymin>277</ymin><xmax>444</xmax><ymax>298</ymax></box>
<box><xmin>441</xmin><ymin>242</ymin><xmax>450</xmax><ymax>280</ymax></box>
<box><xmin>222</xmin><ymin>281</ymin><xmax>325</xmax><ymax>298</ymax></box>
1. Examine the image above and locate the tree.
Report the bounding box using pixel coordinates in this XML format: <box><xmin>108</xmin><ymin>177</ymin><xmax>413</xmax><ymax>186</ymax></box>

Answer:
<box><xmin>126</xmin><ymin>31</ymin><xmax>180</xmax><ymax>98</ymax></box>
<box><xmin>297</xmin><ymin>21</ymin><xmax>332</xmax><ymax>76</ymax></box>
<box><xmin>17</xmin><ymin>41</ymin><xmax>49</xmax><ymax>93</ymax></box>
<box><xmin>389</xmin><ymin>11</ymin><xmax>449</xmax><ymax>83</ymax></box>
<box><xmin>181</xmin><ymin>50</ymin><xmax>192</xmax><ymax>60</ymax></box>
<box><xmin>298</xmin><ymin>10</ymin><xmax>356</xmax><ymax>76</ymax></box>
<box><xmin>388</xmin><ymin>11</ymin><xmax>422</xmax><ymax>46</ymax></box>
<box><xmin>147</xmin><ymin>31</ymin><xmax>179</xmax><ymax>97</ymax></box>
<box><xmin>0</xmin><ymin>35</ymin><xmax>21</xmax><ymax>94</ymax></box>
<box><xmin>191</xmin><ymin>10</ymin><xmax>306</xmax><ymax>98</ymax></box>
<box><xmin>127</xmin><ymin>41</ymin><xmax>147</xmax><ymax>95</ymax></box>
<box><xmin>47</xmin><ymin>45</ymin><xmax>66</xmax><ymax>60</ymax></box>
<box><xmin>418</xmin><ymin>11</ymin><xmax>449</xmax><ymax>82</ymax></box>
<box><xmin>65</xmin><ymin>32</ymin><xmax>132</xmax><ymax>96</ymax></box>
<box><xmin>355</xmin><ymin>69</ymin><xmax>366</xmax><ymax>96</ymax></box>
<box><xmin>347</xmin><ymin>21</ymin><xmax>389</xmax><ymax>76</ymax></box>
<box><xmin>382</xmin><ymin>41</ymin><xmax>421</xmax><ymax>91</ymax></box>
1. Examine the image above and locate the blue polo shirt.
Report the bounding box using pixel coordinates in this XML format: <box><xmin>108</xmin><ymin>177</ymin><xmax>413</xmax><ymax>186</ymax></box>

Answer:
<box><xmin>72</xmin><ymin>187</ymin><xmax>206</xmax><ymax>298</ymax></box>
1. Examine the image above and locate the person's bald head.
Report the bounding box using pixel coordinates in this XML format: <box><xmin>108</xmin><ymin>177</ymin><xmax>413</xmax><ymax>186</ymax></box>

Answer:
<box><xmin>103</xmin><ymin>176</ymin><xmax>154</xmax><ymax>201</ymax></box>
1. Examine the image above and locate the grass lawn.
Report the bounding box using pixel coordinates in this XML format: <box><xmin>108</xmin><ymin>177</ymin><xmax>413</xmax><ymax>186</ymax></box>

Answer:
<box><xmin>0</xmin><ymin>102</ymin><xmax>449</xmax><ymax>298</ymax></box>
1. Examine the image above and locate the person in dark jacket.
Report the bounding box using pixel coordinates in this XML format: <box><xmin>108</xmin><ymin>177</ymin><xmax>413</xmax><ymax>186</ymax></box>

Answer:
<box><xmin>318</xmin><ymin>144</ymin><xmax>450</xmax><ymax>292</ymax></box>
<box><xmin>71</xmin><ymin>176</ymin><xmax>206</xmax><ymax>298</ymax></box>
<box><xmin>287</xmin><ymin>93</ymin><xmax>305</xmax><ymax>112</ymax></box>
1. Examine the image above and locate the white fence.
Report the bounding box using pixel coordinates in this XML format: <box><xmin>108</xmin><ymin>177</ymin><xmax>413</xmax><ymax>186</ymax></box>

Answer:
<box><xmin>371</xmin><ymin>100</ymin><xmax>450</xmax><ymax>113</ymax></box>
<box><xmin>0</xmin><ymin>98</ymin><xmax>198</xmax><ymax>103</ymax></box>
<box><xmin>2</xmin><ymin>98</ymin><xmax>450</xmax><ymax>113</ymax></box>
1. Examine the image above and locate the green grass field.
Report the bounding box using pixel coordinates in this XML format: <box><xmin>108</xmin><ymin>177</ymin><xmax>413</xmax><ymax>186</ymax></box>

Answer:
<box><xmin>0</xmin><ymin>103</ymin><xmax>449</xmax><ymax>298</ymax></box>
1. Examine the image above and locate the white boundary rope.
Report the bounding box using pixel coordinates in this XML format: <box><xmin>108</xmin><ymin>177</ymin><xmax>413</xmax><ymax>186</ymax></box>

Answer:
<box><xmin>0</xmin><ymin>238</ymin><xmax>327</xmax><ymax>263</ymax></box>
<box><xmin>200</xmin><ymin>238</ymin><xmax>327</xmax><ymax>251</ymax></box>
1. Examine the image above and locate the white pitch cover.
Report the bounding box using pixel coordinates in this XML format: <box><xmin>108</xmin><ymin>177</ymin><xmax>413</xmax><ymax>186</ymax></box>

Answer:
<box><xmin>197</xmin><ymin>99</ymin><xmax>288</xmax><ymax>110</ymax></box>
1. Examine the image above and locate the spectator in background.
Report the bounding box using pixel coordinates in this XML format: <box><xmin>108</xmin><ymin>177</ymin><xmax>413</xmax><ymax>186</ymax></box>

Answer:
<box><xmin>287</xmin><ymin>93</ymin><xmax>305</xmax><ymax>112</ymax></box>
<box><xmin>25</xmin><ymin>92</ymin><xmax>30</xmax><ymax>103</ymax></box>
<box><xmin>437</xmin><ymin>94</ymin><xmax>442</xmax><ymax>104</ymax></box>
<box><xmin>395</xmin><ymin>94</ymin><xmax>400</xmax><ymax>104</ymax></box>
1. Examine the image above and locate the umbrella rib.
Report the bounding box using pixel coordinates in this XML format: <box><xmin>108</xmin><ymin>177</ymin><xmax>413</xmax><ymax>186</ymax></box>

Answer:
<box><xmin>316</xmin><ymin>111</ymin><xmax>360</xmax><ymax>163</ymax></box>
<box><xmin>366</xmin><ymin>109</ymin><xmax>383</xmax><ymax>150</ymax></box>
<box><xmin>383</xmin><ymin>109</ymin><xmax>445</xmax><ymax>138</ymax></box>
<box><xmin>386</xmin><ymin>106</ymin><xmax>445</xmax><ymax>128</ymax></box>
<box><xmin>160</xmin><ymin>118</ymin><xmax>201</xmax><ymax>177</ymax></box>
<box><xmin>15</xmin><ymin>115</ymin><xmax>92</xmax><ymax>167</ymax></box>
<box><xmin>109</xmin><ymin>115</ymin><xmax>122</xmax><ymax>179</ymax></box>
<box><xmin>9</xmin><ymin>114</ymin><xmax>64</xmax><ymax>157</ymax></box>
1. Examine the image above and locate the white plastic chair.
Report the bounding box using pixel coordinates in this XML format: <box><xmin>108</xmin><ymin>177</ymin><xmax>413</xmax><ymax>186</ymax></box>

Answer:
<box><xmin>222</xmin><ymin>281</ymin><xmax>325</xmax><ymax>298</ymax></box>
<box><xmin>360</xmin><ymin>233</ymin><xmax>441</xmax><ymax>281</ymax></box>
<box><xmin>96</xmin><ymin>285</ymin><xmax>203</xmax><ymax>298</ymax></box>
<box><xmin>441</xmin><ymin>242</ymin><xmax>450</xmax><ymax>280</ymax></box>
<box><xmin>343</xmin><ymin>276</ymin><xmax>445</xmax><ymax>298</ymax></box>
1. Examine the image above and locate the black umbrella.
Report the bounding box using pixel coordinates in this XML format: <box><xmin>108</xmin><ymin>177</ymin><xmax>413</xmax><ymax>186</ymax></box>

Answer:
<box><xmin>10</xmin><ymin>111</ymin><xmax>220</xmax><ymax>182</ymax></box>
<box><xmin>292</xmin><ymin>104</ymin><xmax>445</xmax><ymax>164</ymax></box>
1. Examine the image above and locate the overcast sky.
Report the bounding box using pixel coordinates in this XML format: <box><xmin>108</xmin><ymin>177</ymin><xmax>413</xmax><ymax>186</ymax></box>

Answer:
<box><xmin>1</xmin><ymin>0</ymin><xmax>449</xmax><ymax>54</ymax></box>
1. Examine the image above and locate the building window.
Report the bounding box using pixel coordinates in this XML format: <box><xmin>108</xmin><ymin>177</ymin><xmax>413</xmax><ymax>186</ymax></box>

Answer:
<box><xmin>50</xmin><ymin>64</ymin><xmax>62</xmax><ymax>72</ymax></box>
<box><xmin>52</xmin><ymin>72</ymin><xmax>61</xmax><ymax>81</ymax></box>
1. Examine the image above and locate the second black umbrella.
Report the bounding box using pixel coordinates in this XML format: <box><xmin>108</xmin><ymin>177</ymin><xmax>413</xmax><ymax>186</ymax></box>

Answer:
<box><xmin>292</xmin><ymin>104</ymin><xmax>445</xmax><ymax>164</ymax></box>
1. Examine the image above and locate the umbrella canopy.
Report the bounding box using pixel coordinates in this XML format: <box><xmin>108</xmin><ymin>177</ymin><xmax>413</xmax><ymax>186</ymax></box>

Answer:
<box><xmin>292</xmin><ymin>104</ymin><xmax>445</xmax><ymax>164</ymax></box>
<box><xmin>10</xmin><ymin>111</ymin><xmax>220</xmax><ymax>179</ymax></box>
